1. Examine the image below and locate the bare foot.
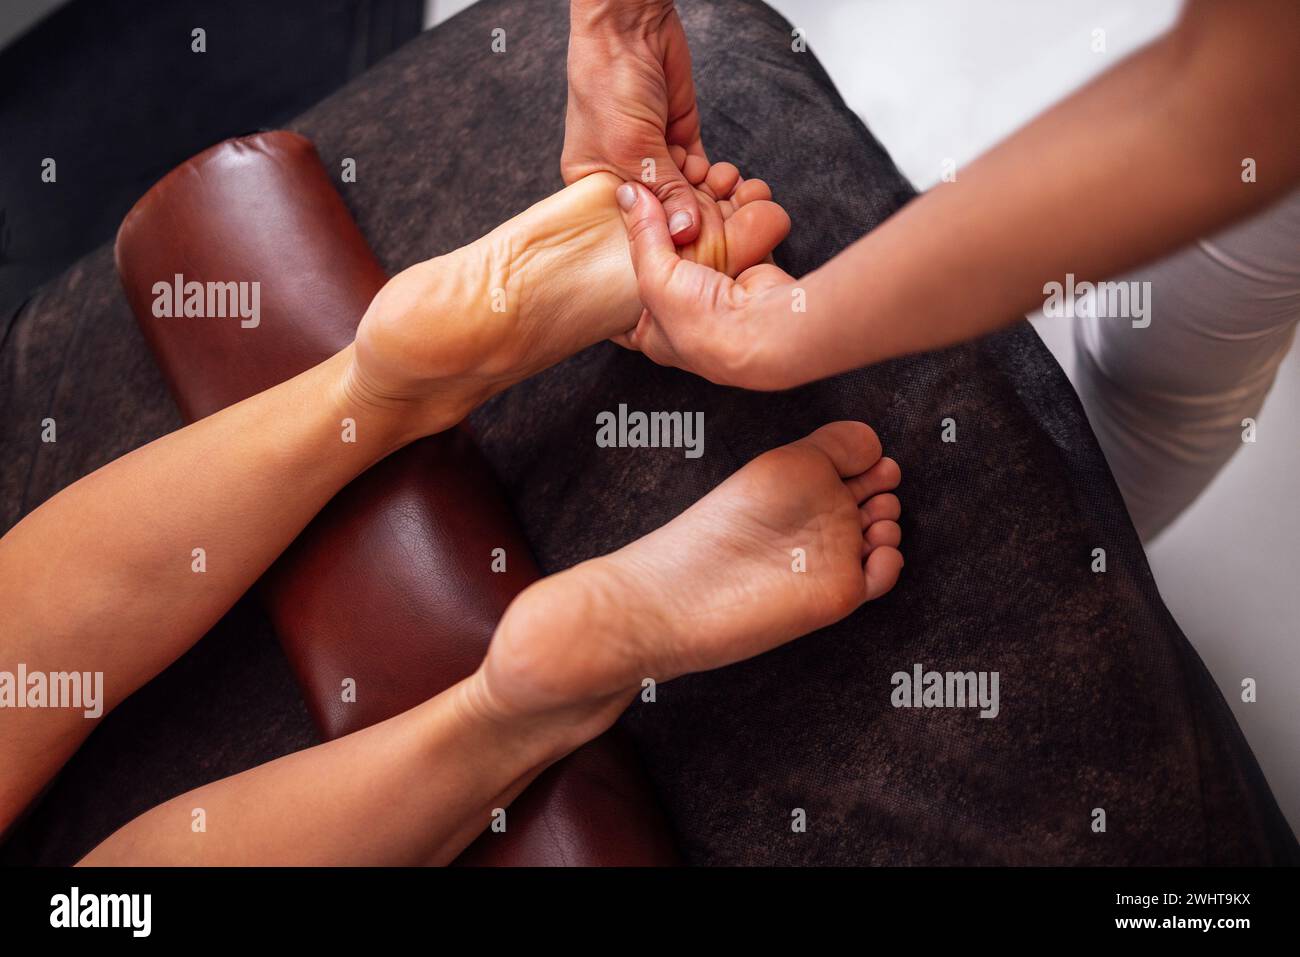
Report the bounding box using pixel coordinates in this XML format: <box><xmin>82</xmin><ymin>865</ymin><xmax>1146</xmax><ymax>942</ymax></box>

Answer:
<box><xmin>479</xmin><ymin>421</ymin><xmax>903</xmax><ymax>733</ymax></box>
<box><xmin>667</xmin><ymin>144</ymin><xmax>786</xmax><ymax>274</ymax></box>
<box><xmin>348</xmin><ymin>162</ymin><xmax>790</xmax><ymax>432</ymax></box>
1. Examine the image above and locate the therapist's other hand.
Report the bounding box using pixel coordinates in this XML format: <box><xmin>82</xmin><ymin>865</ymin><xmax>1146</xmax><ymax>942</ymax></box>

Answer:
<box><xmin>565</xmin><ymin>0</ymin><xmax>705</xmax><ymax>245</ymax></box>
<box><xmin>614</xmin><ymin>181</ymin><xmax>800</xmax><ymax>389</ymax></box>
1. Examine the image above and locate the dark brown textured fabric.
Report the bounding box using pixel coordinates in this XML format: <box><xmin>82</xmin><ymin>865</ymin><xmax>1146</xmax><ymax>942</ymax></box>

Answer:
<box><xmin>288</xmin><ymin>0</ymin><xmax>1294</xmax><ymax>865</ymax></box>
<box><xmin>112</xmin><ymin>131</ymin><xmax>678</xmax><ymax>866</ymax></box>
<box><xmin>1</xmin><ymin>0</ymin><xmax>1294</xmax><ymax>865</ymax></box>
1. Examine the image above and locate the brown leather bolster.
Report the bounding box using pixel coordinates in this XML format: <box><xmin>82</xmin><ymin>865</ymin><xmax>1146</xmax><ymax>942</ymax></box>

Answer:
<box><xmin>114</xmin><ymin>131</ymin><xmax>678</xmax><ymax>866</ymax></box>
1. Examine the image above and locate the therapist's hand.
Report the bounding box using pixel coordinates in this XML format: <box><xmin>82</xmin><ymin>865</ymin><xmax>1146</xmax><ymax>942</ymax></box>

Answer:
<box><xmin>565</xmin><ymin>0</ymin><xmax>706</xmax><ymax>245</ymax></box>
<box><xmin>614</xmin><ymin>181</ymin><xmax>802</xmax><ymax>389</ymax></box>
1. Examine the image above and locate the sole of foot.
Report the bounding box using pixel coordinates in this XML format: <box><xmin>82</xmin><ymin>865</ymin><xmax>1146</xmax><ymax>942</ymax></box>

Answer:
<box><xmin>484</xmin><ymin>420</ymin><xmax>903</xmax><ymax>723</ymax></box>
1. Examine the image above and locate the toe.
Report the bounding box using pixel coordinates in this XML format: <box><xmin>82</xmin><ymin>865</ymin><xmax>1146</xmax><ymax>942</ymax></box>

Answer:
<box><xmin>722</xmin><ymin>199</ymin><xmax>791</xmax><ymax>275</ymax></box>
<box><xmin>682</xmin><ymin>154</ymin><xmax>710</xmax><ymax>186</ymax></box>
<box><xmin>864</xmin><ymin>546</ymin><xmax>904</xmax><ymax>600</ymax></box>
<box><xmin>669</xmin><ymin>145</ymin><xmax>688</xmax><ymax>170</ymax></box>
<box><xmin>799</xmin><ymin>421</ymin><xmax>884</xmax><ymax>478</ymax></box>
<box><xmin>718</xmin><ymin>199</ymin><xmax>736</xmax><ymax>219</ymax></box>
<box><xmin>864</xmin><ymin>519</ymin><xmax>901</xmax><ymax>550</ymax></box>
<box><xmin>733</xmin><ymin>178</ymin><xmax>773</xmax><ymax>206</ymax></box>
<box><xmin>859</xmin><ymin>492</ymin><xmax>901</xmax><ymax>527</ymax></box>
<box><xmin>705</xmin><ymin>162</ymin><xmax>741</xmax><ymax>200</ymax></box>
<box><xmin>846</xmin><ymin>457</ymin><xmax>901</xmax><ymax>503</ymax></box>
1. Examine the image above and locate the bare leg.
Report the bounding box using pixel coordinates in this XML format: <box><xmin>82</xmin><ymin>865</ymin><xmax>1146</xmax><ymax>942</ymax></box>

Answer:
<box><xmin>0</xmin><ymin>163</ymin><xmax>789</xmax><ymax>832</ymax></box>
<box><xmin>81</xmin><ymin>423</ymin><xmax>902</xmax><ymax>865</ymax></box>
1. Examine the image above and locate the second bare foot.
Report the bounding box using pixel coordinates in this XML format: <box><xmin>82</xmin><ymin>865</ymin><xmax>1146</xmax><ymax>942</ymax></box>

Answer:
<box><xmin>481</xmin><ymin>421</ymin><xmax>903</xmax><ymax>729</ymax></box>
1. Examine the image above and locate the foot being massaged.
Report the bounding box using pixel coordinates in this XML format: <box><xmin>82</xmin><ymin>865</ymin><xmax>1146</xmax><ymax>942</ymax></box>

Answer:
<box><xmin>1</xmin><ymin>0</ymin><xmax>1297</xmax><ymax>867</ymax></box>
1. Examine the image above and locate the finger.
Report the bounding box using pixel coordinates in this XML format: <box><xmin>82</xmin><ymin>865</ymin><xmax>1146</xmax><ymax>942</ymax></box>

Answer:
<box><xmin>735</xmin><ymin>262</ymin><xmax>796</xmax><ymax>291</ymax></box>
<box><xmin>614</xmin><ymin>322</ymin><xmax>679</xmax><ymax>368</ymax></box>
<box><xmin>650</xmin><ymin>159</ymin><xmax>703</xmax><ymax>245</ymax></box>
<box><xmin>683</xmin><ymin>136</ymin><xmax>709</xmax><ymax>166</ymax></box>
<box><xmin>662</xmin><ymin>15</ymin><xmax>705</xmax><ymax>160</ymax></box>
<box><xmin>610</xmin><ymin>308</ymin><xmax>651</xmax><ymax>350</ymax></box>
<box><xmin>616</xmin><ymin>181</ymin><xmax>684</xmax><ymax>303</ymax></box>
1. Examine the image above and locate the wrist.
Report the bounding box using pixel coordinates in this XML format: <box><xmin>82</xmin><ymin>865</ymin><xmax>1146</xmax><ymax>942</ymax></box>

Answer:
<box><xmin>707</xmin><ymin>284</ymin><xmax>804</xmax><ymax>391</ymax></box>
<box><xmin>792</xmin><ymin>262</ymin><xmax>887</xmax><ymax>382</ymax></box>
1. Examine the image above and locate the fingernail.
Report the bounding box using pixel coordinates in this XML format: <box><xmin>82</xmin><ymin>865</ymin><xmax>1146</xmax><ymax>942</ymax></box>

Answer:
<box><xmin>616</xmin><ymin>184</ymin><xmax>637</xmax><ymax>211</ymax></box>
<box><xmin>668</xmin><ymin>210</ymin><xmax>693</xmax><ymax>236</ymax></box>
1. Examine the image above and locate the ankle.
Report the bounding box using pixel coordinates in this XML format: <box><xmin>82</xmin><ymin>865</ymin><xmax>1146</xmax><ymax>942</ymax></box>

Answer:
<box><xmin>328</xmin><ymin>344</ymin><xmax>458</xmax><ymax>451</ymax></box>
<box><xmin>451</xmin><ymin>669</ymin><xmax>593</xmax><ymax>766</ymax></box>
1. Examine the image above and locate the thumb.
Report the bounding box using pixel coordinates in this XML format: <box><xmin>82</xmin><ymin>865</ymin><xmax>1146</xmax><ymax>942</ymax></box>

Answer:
<box><xmin>646</xmin><ymin>153</ymin><xmax>702</xmax><ymax>245</ymax></box>
<box><xmin>616</xmin><ymin>181</ymin><xmax>682</xmax><ymax>311</ymax></box>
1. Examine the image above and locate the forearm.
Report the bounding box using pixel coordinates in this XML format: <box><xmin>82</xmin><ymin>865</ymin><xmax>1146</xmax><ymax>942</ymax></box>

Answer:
<box><xmin>0</xmin><ymin>346</ymin><xmax>425</xmax><ymax>827</ymax></box>
<box><xmin>79</xmin><ymin>673</ymin><xmax>577</xmax><ymax>866</ymax></box>
<box><xmin>781</xmin><ymin>0</ymin><xmax>1300</xmax><ymax>381</ymax></box>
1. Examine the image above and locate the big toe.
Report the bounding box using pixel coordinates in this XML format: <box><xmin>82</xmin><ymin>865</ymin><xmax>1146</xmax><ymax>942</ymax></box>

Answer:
<box><xmin>723</xmin><ymin>199</ymin><xmax>791</xmax><ymax>275</ymax></box>
<box><xmin>846</xmin><ymin>456</ymin><xmax>901</xmax><ymax>503</ymax></box>
<box><xmin>798</xmin><ymin>421</ymin><xmax>884</xmax><ymax>478</ymax></box>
